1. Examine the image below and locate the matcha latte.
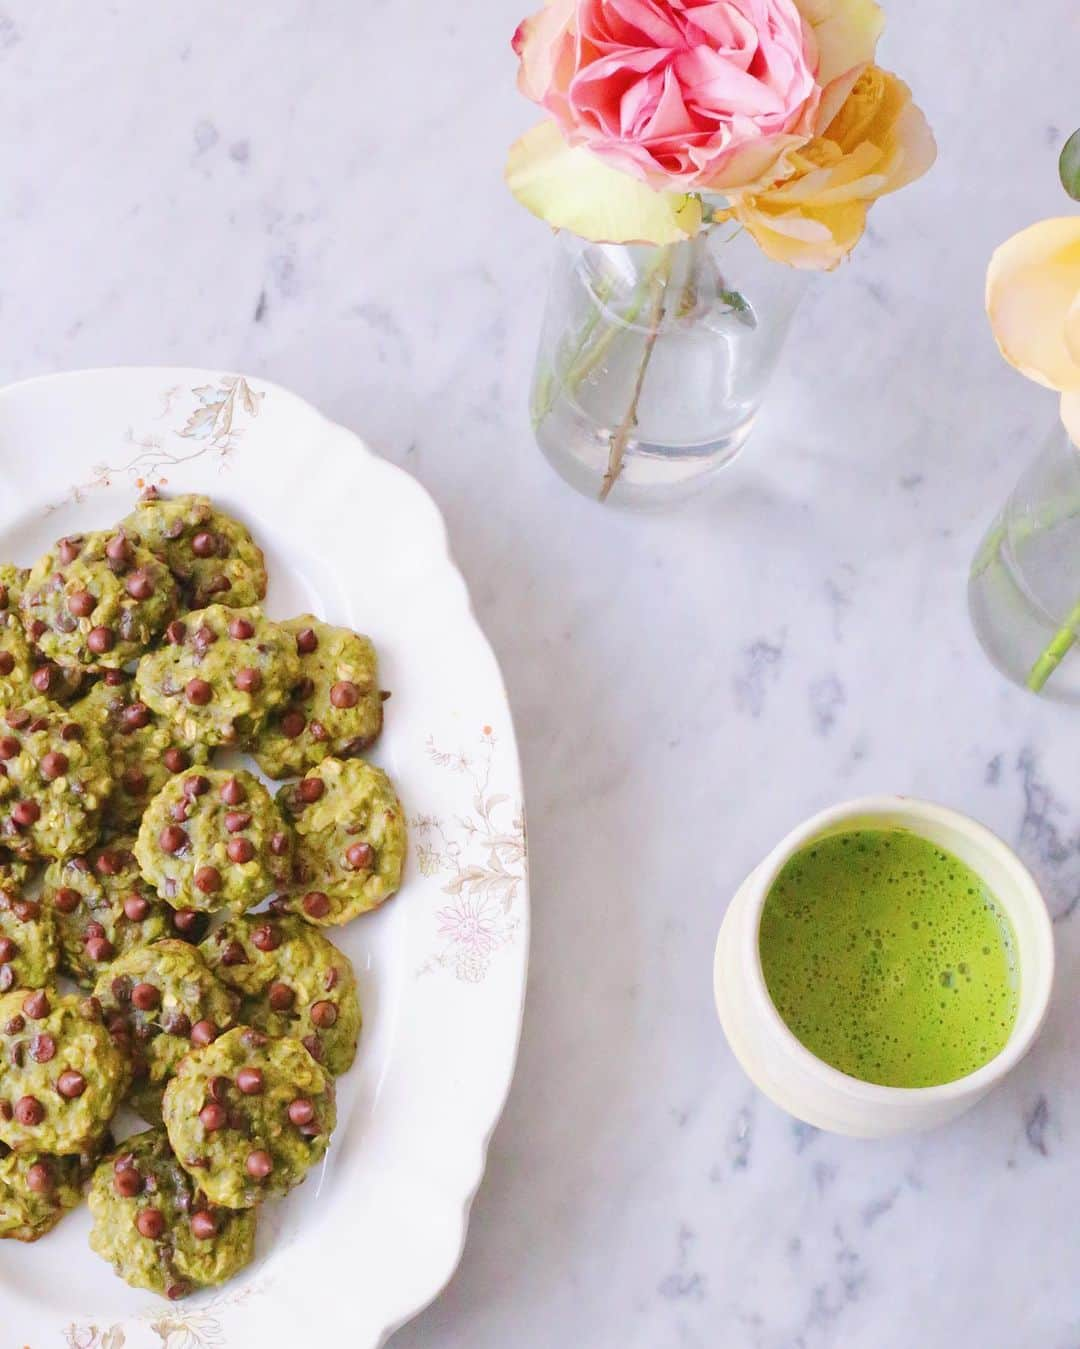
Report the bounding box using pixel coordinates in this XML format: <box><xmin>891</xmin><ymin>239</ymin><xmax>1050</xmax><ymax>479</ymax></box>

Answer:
<box><xmin>758</xmin><ymin>829</ymin><xmax>1019</xmax><ymax>1088</ymax></box>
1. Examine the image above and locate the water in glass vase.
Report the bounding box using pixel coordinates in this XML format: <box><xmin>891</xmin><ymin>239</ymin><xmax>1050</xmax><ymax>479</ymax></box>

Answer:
<box><xmin>531</xmin><ymin>228</ymin><xmax>807</xmax><ymax>507</ymax></box>
<box><xmin>969</xmin><ymin>422</ymin><xmax>1080</xmax><ymax>700</ymax></box>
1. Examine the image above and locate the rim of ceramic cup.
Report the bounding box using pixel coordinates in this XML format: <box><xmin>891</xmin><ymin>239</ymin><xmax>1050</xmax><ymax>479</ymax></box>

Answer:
<box><xmin>741</xmin><ymin>795</ymin><xmax>1055</xmax><ymax>1104</ymax></box>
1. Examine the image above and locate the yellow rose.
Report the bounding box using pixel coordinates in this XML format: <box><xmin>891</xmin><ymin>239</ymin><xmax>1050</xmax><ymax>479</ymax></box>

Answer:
<box><xmin>985</xmin><ymin>217</ymin><xmax>1080</xmax><ymax>445</ymax></box>
<box><xmin>718</xmin><ymin>67</ymin><xmax>936</xmax><ymax>271</ymax></box>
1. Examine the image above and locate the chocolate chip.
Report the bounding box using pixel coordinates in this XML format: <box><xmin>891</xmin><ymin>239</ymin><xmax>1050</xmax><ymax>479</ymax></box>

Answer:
<box><xmin>346</xmin><ymin>841</ymin><xmax>374</xmax><ymax>870</ymax></box>
<box><xmin>162</xmin><ymin>747</ymin><xmax>190</xmax><ymax>774</ymax></box>
<box><xmin>58</xmin><ymin>536</ymin><xmax>83</xmax><ymax>564</ymax></box>
<box><xmin>4</xmin><ymin>708</ymin><xmax>28</xmax><ymax>728</ymax></box>
<box><xmin>165</xmin><ymin>620</ymin><xmax>187</xmax><ymax>645</ymax></box>
<box><xmin>53</xmin><ymin>887</ymin><xmax>81</xmax><ymax>914</ymax></box>
<box><xmin>251</xmin><ymin>923</ymin><xmax>281</xmax><ymax>953</ymax></box>
<box><xmin>193</xmin><ymin>625</ymin><xmax>217</xmax><ymax>649</ymax></box>
<box><xmin>295</xmin><ymin>628</ymin><xmax>318</xmax><ymax>654</ymax></box>
<box><xmin>26</xmin><ymin>621</ymin><xmax>45</xmax><ymax>642</ymax></box>
<box><xmin>4</xmin><ymin>1015</ymin><xmax>24</xmax><ymax>1034</ymax></box>
<box><xmin>191</xmin><ymin>531</ymin><xmax>217</xmax><ymax>558</ymax></box>
<box><xmin>15</xmin><ymin>1095</ymin><xmax>43</xmax><ymax>1125</ymax></box>
<box><xmin>195</xmin><ymin>866</ymin><xmax>222</xmax><ymax>894</ymax></box>
<box><xmin>185</xmin><ymin>678</ymin><xmax>212</xmax><ymax>706</ymax></box>
<box><xmin>183</xmin><ymin>774</ymin><xmax>210</xmax><ymax>798</ymax></box>
<box><xmin>209</xmin><ymin>1074</ymin><xmax>230</xmax><ymax>1103</ymax></box>
<box><xmin>67</xmin><ymin>590</ymin><xmax>95</xmax><ymax>618</ymax></box>
<box><xmin>281</xmin><ymin>709</ymin><xmax>306</xmax><ymax>739</ymax></box>
<box><xmin>302</xmin><ymin>891</ymin><xmax>330</xmax><ymax>919</ymax></box>
<box><xmin>190</xmin><ymin>1019</ymin><xmax>218</xmax><ymax>1047</ymax></box>
<box><xmin>159</xmin><ymin>825</ymin><xmax>187</xmax><ymax>854</ymax></box>
<box><xmin>0</xmin><ymin>937</ymin><xmax>14</xmax><ymax>963</ymax></box>
<box><xmin>220</xmin><ymin>777</ymin><xmax>246</xmax><ymax>806</ymax></box>
<box><xmin>199</xmin><ymin>1101</ymin><xmax>227</xmax><ymax>1131</ymax></box>
<box><xmin>131</xmin><ymin>982</ymin><xmax>160</xmax><ymax>1011</ymax></box>
<box><xmin>122</xmin><ymin>768</ymin><xmax>148</xmax><ymax>796</ymax></box>
<box><xmin>87</xmin><ymin>626</ymin><xmax>115</xmax><ymax>655</ymax></box>
<box><xmin>38</xmin><ymin>750</ymin><xmax>68</xmax><ymax>781</ymax></box>
<box><xmin>121</xmin><ymin>702</ymin><xmax>151</xmax><ymax>731</ymax></box>
<box><xmin>218</xmin><ymin>941</ymin><xmax>247</xmax><ymax>968</ymax></box>
<box><xmin>223</xmin><ymin>811</ymin><xmax>251</xmax><ymax>834</ymax></box>
<box><xmin>268</xmin><ymin>982</ymin><xmax>294</xmax><ymax>1011</ymax></box>
<box><xmin>191</xmin><ymin>1210</ymin><xmax>217</xmax><ymax>1239</ymax></box>
<box><xmin>125</xmin><ymin>570</ymin><xmax>154</xmax><ymax>600</ymax></box>
<box><xmin>30</xmin><ymin>1034</ymin><xmax>55</xmax><ymax>1063</ymax></box>
<box><xmin>123</xmin><ymin>893</ymin><xmax>150</xmax><ymax>922</ymax></box>
<box><xmin>223</xmin><ymin>837</ymin><xmax>253</xmax><ymax>866</ymax></box>
<box><xmin>297</xmin><ymin>778</ymin><xmax>324</xmax><ymax>804</ymax></box>
<box><xmin>22</xmin><ymin>990</ymin><xmax>48</xmax><ymax>1019</ymax></box>
<box><xmin>0</xmin><ymin>967</ymin><xmax>13</xmax><ymax>992</ymax></box>
<box><xmin>245</xmin><ymin>1149</ymin><xmax>272</xmax><ymax>1179</ymax></box>
<box><xmin>270</xmin><ymin>832</ymin><xmax>289</xmax><ymax>857</ymax></box>
<box><xmin>114</xmin><ymin>1166</ymin><xmax>142</xmax><ymax>1197</ymax></box>
<box><xmin>136</xmin><ymin>1207</ymin><xmax>164</xmax><ymax>1239</ymax></box>
<box><xmin>310</xmin><ymin>1000</ymin><xmax>338</xmax><ymax>1028</ymax></box>
<box><xmin>330</xmin><ymin>680</ymin><xmax>360</xmax><ymax>709</ymax></box>
<box><xmin>162</xmin><ymin>1010</ymin><xmax>191</xmax><ymax>1037</ymax></box>
<box><xmin>166</xmin><ymin>1281</ymin><xmax>190</xmax><ymax>1301</ymax></box>
<box><xmin>171</xmin><ymin>907</ymin><xmax>201</xmax><ymax>936</ymax></box>
<box><xmin>57</xmin><ymin>1070</ymin><xmax>86</xmax><ymax>1098</ymax></box>
<box><xmin>301</xmin><ymin>1033</ymin><xmax>324</xmax><ymax>1063</ymax></box>
<box><xmin>0</xmin><ymin>653</ymin><xmax>14</xmax><ymax>677</ymax></box>
<box><xmin>309</xmin><ymin>720</ymin><xmax>328</xmax><ymax>742</ymax></box>
<box><xmin>0</xmin><ymin>737</ymin><xmax>18</xmax><ymax>761</ymax></box>
<box><xmin>236</xmin><ymin>1067</ymin><xmax>263</xmax><ymax>1095</ymax></box>
<box><xmin>60</xmin><ymin>722</ymin><xmax>83</xmax><ymax>742</ymax></box>
<box><xmin>26</xmin><ymin>1160</ymin><xmax>52</xmax><ymax>1194</ymax></box>
<box><xmin>105</xmin><ymin>534</ymin><xmax>132</xmax><ymax>565</ymax></box>
<box><xmin>287</xmin><ymin>1098</ymin><xmax>315</xmax><ymax>1126</ymax></box>
<box><xmin>228</xmin><ymin>616</ymin><xmax>255</xmax><ymax>640</ymax></box>
<box><xmin>85</xmin><ymin>935</ymin><xmax>114</xmax><ymax>963</ymax></box>
<box><xmin>12</xmin><ymin>800</ymin><xmax>41</xmax><ymax>828</ymax></box>
<box><xmin>95</xmin><ymin>849</ymin><xmax>126</xmax><ymax>877</ymax></box>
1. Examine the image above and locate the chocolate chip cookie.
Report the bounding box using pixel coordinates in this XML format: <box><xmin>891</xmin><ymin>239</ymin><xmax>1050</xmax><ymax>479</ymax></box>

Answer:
<box><xmin>277</xmin><ymin>757</ymin><xmax>407</xmax><ymax>926</ymax></box>
<box><xmin>0</xmin><ymin>697</ymin><xmax>113</xmax><ymax>861</ymax></box>
<box><xmin>252</xmin><ymin>616</ymin><xmax>384</xmax><ymax>779</ymax></box>
<box><xmin>162</xmin><ymin>1025</ymin><xmax>335</xmax><ymax>1208</ymax></box>
<box><xmin>72</xmin><ymin>671</ymin><xmax>208</xmax><ymax>833</ymax></box>
<box><xmin>43</xmin><ymin>836</ymin><xmax>179</xmax><ymax>989</ymax></box>
<box><xmin>135</xmin><ymin>769</ymin><xmax>292</xmax><ymax>915</ymax></box>
<box><xmin>0</xmin><ymin>989</ymin><xmax>130</xmax><ymax>1154</ymax></box>
<box><xmin>0</xmin><ymin>891</ymin><xmax>58</xmax><ymax>994</ymax></box>
<box><xmin>134</xmin><ymin>604</ymin><xmax>300</xmax><ymax>749</ymax></box>
<box><xmin>20</xmin><ymin>529</ymin><xmax>179</xmax><ymax>672</ymax></box>
<box><xmin>87</xmin><ymin>1127</ymin><xmax>256</xmax><ymax>1299</ymax></box>
<box><xmin>201</xmin><ymin>914</ymin><xmax>361</xmax><ymax>1075</ymax></box>
<box><xmin>122</xmin><ymin>491</ymin><xmax>268</xmax><ymax>610</ymax></box>
<box><xmin>95</xmin><ymin>940</ymin><xmax>239</xmax><ymax>1123</ymax></box>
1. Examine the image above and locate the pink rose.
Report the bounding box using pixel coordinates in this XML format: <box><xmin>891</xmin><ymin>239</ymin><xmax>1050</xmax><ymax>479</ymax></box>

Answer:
<box><xmin>513</xmin><ymin>0</ymin><xmax>822</xmax><ymax>192</ymax></box>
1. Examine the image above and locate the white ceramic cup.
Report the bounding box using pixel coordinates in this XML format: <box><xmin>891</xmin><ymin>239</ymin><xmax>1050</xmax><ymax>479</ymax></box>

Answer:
<box><xmin>713</xmin><ymin>796</ymin><xmax>1055</xmax><ymax>1137</ymax></box>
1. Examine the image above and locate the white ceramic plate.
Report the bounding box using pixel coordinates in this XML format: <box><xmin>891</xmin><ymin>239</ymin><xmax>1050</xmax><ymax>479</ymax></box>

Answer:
<box><xmin>0</xmin><ymin>368</ymin><xmax>529</xmax><ymax>1348</ymax></box>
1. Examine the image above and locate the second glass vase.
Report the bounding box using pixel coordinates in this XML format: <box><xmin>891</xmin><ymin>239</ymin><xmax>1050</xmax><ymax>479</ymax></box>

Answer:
<box><xmin>530</xmin><ymin>227</ymin><xmax>808</xmax><ymax>507</ymax></box>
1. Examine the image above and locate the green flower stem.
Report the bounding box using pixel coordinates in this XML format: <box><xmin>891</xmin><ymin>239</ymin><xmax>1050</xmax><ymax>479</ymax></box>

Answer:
<box><xmin>1028</xmin><ymin>595</ymin><xmax>1080</xmax><ymax>692</ymax></box>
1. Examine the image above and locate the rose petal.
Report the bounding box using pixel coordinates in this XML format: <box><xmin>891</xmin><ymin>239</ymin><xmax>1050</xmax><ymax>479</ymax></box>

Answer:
<box><xmin>986</xmin><ymin>218</ymin><xmax>1080</xmax><ymax>393</ymax></box>
<box><xmin>505</xmin><ymin>121</ymin><xmax>703</xmax><ymax>245</ymax></box>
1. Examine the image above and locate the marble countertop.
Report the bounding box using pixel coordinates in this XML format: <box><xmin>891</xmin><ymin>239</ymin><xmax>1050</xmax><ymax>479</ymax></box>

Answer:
<box><xmin>4</xmin><ymin>2</ymin><xmax>1080</xmax><ymax>1344</ymax></box>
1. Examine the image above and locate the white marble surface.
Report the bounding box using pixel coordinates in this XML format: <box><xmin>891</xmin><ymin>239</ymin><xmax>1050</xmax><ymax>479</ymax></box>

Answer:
<box><xmin>4</xmin><ymin>2</ymin><xmax>1080</xmax><ymax>1344</ymax></box>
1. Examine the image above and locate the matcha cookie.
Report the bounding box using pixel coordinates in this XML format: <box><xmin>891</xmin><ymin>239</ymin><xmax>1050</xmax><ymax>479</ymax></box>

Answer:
<box><xmin>95</xmin><ymin>941</ymin><xmax>239</xmax><ymax>1124</ymax></box>
<box><xmin>136</xmin><ymin>769</ymin><xmax>292</xmax><ymax>915</ymax></box>
<box><xmin>277</xmin><ymin>757</ymin><xmax>406</xmax><ymax>926</ymax></box>
<box><xmin>162</xmin><ymin>1025</ymin><xmax>335</xmax><ymax>1208</ymax></box>
<box><xmin>0</xmin><ymin>1144</ymin><xmax>88</xmax><ymax>1242</ymax></box>
<box><xmin>0</xmin><ymin>578</ymin><xmax>35</xmax><ymax>708</ymax></box>
<box><xmin>0</xmin><ymin>891</ymin><xmax>59</xmax><ymax>993</ymax></box>
<box><xmin>88</xmin><ymin>1127</ymin><xmax>256</xmax><ymax>1299</ymax></box>
<box><xmin>252</xmin><ymin>616</ymin><xmax>384</xmax><ymax>779</ymax></box>
<box><xmin>0</xmin><ymin>697</ymin><xmax>113</xmax><ymax>861</ymax></box>
<box><xmin>20</xmin><ymin>529</ymin><xmax>179</xmax><ymax>672</ymax></box>
<box><xmin>43</xmin><ymin>837</ymin><xmax>179</xmax><ymax>990</ymax></box>
<box><xmin>202</xmin><ymin>914</ymin><xmax>361</xmax><ymax>1075</ymax></box>
<box><xmin>72</xmin><ymin>672</ymin><xmax>208</xmax><ymax>833</ymax></box>
<box><xmin>0</xmin><ymin>989</ymin><xmax>130</xmax><ymax>1154</ymax></box>
<box><xmin>122</xmin><ymin>492</ymin><xmax>268</xmax><ymax>610</ymax></box>
<box><xmin>134</xmin><ymin>605</ymin><xmax>300</xmax><ymax>749</ymax></box>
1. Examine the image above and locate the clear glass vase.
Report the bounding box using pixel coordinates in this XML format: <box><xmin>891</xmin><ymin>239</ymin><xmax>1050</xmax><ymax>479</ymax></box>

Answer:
<box><xmin>969</xmin><ymin>420</ymin><xmax>1080</xmax><ymax>701</ymax></box>
<box><xmin>530</xmin><ymin>227</ymin><xmax>809</xmax><ymax>507</ymax></box>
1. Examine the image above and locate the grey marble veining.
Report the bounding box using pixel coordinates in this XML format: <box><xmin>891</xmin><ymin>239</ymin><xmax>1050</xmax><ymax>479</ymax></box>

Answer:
<box><xmin>3</xmin><ymin>2</ymin><xmax>1080</xmax><ymax>1345</ymax></box>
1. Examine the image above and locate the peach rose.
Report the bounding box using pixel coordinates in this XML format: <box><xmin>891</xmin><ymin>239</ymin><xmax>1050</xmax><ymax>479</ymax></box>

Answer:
<box><xmin>986</xmin><ymin>217</ymin><xmax>1080</xmax><ymax>446</ymax></box>
<box><xmin>512</xmin><ymin>0</ymin><xmax>821</xmax><ymax>193</ymax></box>
<box><xmin>718</xmin><ymin>65</ymin><xmax>935</xmax><ymax>269</ymax></box>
